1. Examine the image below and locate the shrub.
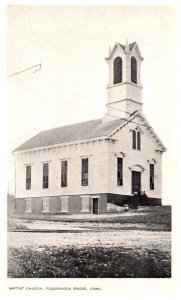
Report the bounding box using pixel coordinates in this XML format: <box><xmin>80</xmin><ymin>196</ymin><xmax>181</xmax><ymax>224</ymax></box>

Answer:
<box><xmin>8</xmin><ymin>246</ymin><xmax>171</xmax><ymax>278</ymax></box>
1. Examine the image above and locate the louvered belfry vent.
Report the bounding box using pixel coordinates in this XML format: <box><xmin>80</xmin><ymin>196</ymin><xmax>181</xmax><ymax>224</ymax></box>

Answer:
<box><xmin>113</xmin><ymin>57</ymin><xmax>122</xmax><ymax>84</ymax></box>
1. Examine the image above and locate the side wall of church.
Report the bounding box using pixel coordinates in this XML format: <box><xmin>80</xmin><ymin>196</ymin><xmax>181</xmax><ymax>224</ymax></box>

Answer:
<box><xmin>15</xmin><ymin>139</ymin><xmax>109</xmax><ymax>199</ymax></box>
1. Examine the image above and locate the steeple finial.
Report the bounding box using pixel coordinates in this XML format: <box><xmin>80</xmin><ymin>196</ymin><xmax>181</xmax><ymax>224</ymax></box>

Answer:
<box><xmin>125</xmin><ymin>38</ymin><xmax>129</xmax><ymax>52</ymax></box>
<box><xmin>109</xmin><ymin>45</ymin><xmax>111</xmax><ymax>55</ymax></box>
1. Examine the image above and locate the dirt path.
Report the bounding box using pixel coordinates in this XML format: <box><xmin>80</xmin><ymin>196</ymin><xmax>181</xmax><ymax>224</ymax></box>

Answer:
<box><xmin>8</xmin><ymin>230</ymin><xmax>171</xmax><ymax>252</ymax></box>
<box><xmin>10</xmin><ymin>219</ymin><xmax>168</xmax><ymax>231</ymax></box>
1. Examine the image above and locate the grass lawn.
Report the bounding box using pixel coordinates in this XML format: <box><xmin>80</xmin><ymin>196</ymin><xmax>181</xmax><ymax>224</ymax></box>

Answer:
<box><xmin>8</xmin><ymin>245</ymin><xmax>171</xmax><ymax>278</ymax></box>
<box><xmin>8</xmin><ymin>206</ymin><xmax>171</xmax><ymax>231</ymax></box>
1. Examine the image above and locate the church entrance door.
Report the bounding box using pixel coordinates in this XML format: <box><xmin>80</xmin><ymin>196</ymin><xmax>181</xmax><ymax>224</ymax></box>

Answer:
<box><xmin>132</xmin><ymin>171</ymin><xmax>141</xmax><ymax>194</ymax></box>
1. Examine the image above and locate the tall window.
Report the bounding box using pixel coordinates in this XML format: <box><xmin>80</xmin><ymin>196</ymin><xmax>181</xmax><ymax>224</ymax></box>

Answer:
<box><xmin>43</xmin><ymin>163</ymin><xmax>49</xmax><ymax>189</ymax></box>
<box><xmin>113</xmin><ymin>57</ymin><xmax>122</xmax><ymax>84</ymax></box>
<box><xmin>117</xmin><ymin>157</ymin><xmax>123</xmax><ymax>186</ymax></box>
<box><xmin>131</xmin><ymin>56</ymin><xmax>137</xmax><ymax>84</ymax></box>
<box><xmin>150</xmin><ymin>164</ymin><xmax>155</xmax><ymax>190</ymax></box>
<box><xmin>26</xmin><ymin>165</ymin><xmax>31</xmax><ymax>190</ymax></box>
<box><xmin>132</xmin><ymin>128</ymin><xmax>141</xmax><ymax>150</ymax></box>
<box><xmin>133</xmin><ymin>130</ymin><xmax>136</xmax><ymax>150</ymax></box>
<box><xmin>137</xmin><ymin>131</ymin><xmax>141</xmax><ymax>150</ymax></box>
<box><xmin>81</xmin><ymin>158</ymin><xmax>88</xmax><ymax>186</ymax></box>
<box><xmin>61</xmin><ymin>160</ymin><xmax>67</xmax><ymax>187</ymax></box>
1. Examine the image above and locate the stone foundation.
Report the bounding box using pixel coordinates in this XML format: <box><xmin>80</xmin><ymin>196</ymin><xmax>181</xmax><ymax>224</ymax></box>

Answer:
<box><xmin>14</xmin><ymin>193</ymin><xmax>161</xmax><ymax>215</ymax></box>
<box><xmin>14</xmin><ymin>194</ymin><xmax>107</xmax><ymax>214</ymax></box>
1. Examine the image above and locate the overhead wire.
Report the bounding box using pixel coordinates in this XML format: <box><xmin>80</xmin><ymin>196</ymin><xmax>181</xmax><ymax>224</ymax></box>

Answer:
<box><xmin>105</xmin><ymin>113</ymin><xmax>152</xmax><ymax>129</ymax></box>
<box><xmin>106</xmin><ymin>104</ymin><xmax>148</xmax><ymax>121</ymax></box>
<box><xmin>106</xmin><ymin>104</ymin><xmax>131</xmax><ymax>115</ymax></box>
<box><xmin>7</xmin><ymin>64</ymin><xmax>42</xmax><ymax>78</ymax></box>
<box><xmin>8</xmin><ymin>68</ymin><xmax>99</xmax><ymax>115</ymax></box>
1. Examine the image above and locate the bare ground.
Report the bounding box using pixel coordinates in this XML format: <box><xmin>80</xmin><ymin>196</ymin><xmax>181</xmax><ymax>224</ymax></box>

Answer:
<box><xmin>8</xmin><ymin>230</ymin><xmax>171</xmax><ymax>253</ymax></box>
<box><xmin>7</xmin><ymin>206</ymin><xmax>171</xmax><ymax>251</ymax></box>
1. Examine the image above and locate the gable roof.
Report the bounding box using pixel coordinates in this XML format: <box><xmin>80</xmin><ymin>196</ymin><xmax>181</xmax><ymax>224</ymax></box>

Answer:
<box><xmin>13</xmin><ymin>118</ymin><xmax>125</xmax><ymax>152</ymax></box>
<box><xmin>108</xmin><ymin>111</ymin><xmax>167</xmax><ymax>152</ymax></box>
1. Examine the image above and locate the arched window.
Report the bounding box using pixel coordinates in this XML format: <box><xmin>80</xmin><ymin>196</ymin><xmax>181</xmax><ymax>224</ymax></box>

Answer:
<box><xmin>113</xmin><ymin>57</ymin><xmax>122</xmax><ymax>84</ymax></box>
<box><xmin>132</xmin><ymin>128</ymin><xmax>141</xmax><ymax>150</ymax></box>
<box><xmin>131</xmin><ymin>56</ymin><xmax>137</xmax><ymax>84</ymax></box>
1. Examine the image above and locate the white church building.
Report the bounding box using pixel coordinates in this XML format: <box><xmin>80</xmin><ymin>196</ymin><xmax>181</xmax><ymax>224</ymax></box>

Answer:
<box><xmin>13</xmin><ymin>41</ymin><xmax>166</xmax><ymax>214</ymax></box>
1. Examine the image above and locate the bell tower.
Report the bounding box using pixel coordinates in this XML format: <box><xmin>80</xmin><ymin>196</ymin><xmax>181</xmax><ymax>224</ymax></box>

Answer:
<box><xmin>102</xmin><ymin>41</ymin><xmax>144</xmax><ymax>122</ymax></box>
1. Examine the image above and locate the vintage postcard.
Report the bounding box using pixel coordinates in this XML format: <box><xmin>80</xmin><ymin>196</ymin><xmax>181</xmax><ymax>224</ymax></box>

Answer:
<box><xmin>3</xmin><ymin>1</ymin><xmax>181</xmax><ymax>299</ymax></box>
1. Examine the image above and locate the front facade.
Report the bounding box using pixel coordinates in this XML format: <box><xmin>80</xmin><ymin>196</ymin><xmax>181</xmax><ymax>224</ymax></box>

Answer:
<box><xmin>13</xmin><ymin>42</ymin><xmax>166</xmax><ymax>214</ymax></box>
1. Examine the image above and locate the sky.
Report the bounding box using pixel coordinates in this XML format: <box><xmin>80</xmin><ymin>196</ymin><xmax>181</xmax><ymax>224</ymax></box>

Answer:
<box><xmin>7</xmin><ymin>5</ymin><xmax>178</xmax><ymax>204</ymax></box>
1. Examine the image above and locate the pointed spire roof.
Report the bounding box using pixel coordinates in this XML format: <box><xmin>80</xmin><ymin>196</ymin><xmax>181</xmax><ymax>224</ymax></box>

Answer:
<box><xmin>105</xmin><ymin>41</ymin><xmax>143</xmax><ymax>60</ymax></box>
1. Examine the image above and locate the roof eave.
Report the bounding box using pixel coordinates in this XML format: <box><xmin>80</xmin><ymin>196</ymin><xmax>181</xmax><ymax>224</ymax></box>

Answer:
<box><xmin>155</xmin><ymin>147</ymin><xmax>167</xmax><ymax>153</ymax></box>
<box><xmin>105</xmin><ymin>43</ymin><xmax>124</xmax><ymax>60</ymax></box>
<box><xmin>13</xmin><ymin>135</ymin><xmax>110</xmax><ymax>154</ymax></box>
<box><xmin>129</xmin><ymin>42</ymin><xmax>144</xmax><ymax>61</ymax></box>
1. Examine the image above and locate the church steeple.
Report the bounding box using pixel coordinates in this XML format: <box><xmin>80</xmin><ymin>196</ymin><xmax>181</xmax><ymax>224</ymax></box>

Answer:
<box><xmin>102</xmin><ymin>41</ymin><xmax>144</xmax><ymax>122</ymax></box>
